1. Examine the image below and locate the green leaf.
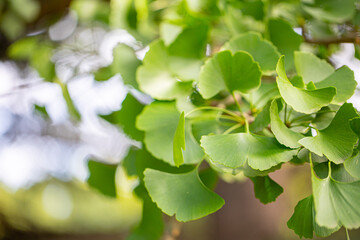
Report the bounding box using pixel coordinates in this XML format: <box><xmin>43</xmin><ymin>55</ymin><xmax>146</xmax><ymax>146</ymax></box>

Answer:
<box><xmin>94</xmin><ymin>66</ymin><xmax>113</xmax><ymax>82</ymax></box>
<box><xmin>173</xmin><ymin>112</ymin><xmax>185</xmax><ymax>167</ymax></box>
<box><xmin>294</xmin><ymin>51</ymin><xmax>334</xmax><ymax>84</ymax></box>
<box><xmin>144</xmin><ymin>168</ymin><xmax>224</xmax><ymax>222</ymax></box>
<box><xmin>287</xmin><ymin>195</ymin><xmax>340</xmax><ymax>239</ymax></box>
<box><xmin>344</xmin><ymin>151</ymin><xmax>360</xmax><ymax>179</ymax></box>
<box><xmin>198</xmin><ymin>50</ymin><xmax>261</xmax><ymax>99</ymax></box>
<box><xmin>100</xmin><ymin>93</ymin><xmax>144</xmax><ymax>141</ymax></box>
<box><xmin>136</xmin><ymin>102</ymin><xmax>204</xmax><ymax>166</ymax></box>
<box><xmin>268</xmin><ymin>18</ymin><xmax>302</xmax><ymax>70</ymax></box>
<box><xmin>312</xmin><ymin>163</ymin><xmax>360</xmax><ymax>229</ymax></box>
<box><xmin>249</xmin><ymin>101</ymin><xmax>271</xmax><ymax>133</ymax></box>
<box><xmin>299</xmin><ymin>103</ymin><xmax>359</xmax><ymax>164</ymax></box>
<box><xmin>250</xmin><ymin>175</ymin><xmax>283</xmax><ymax>204</ymax></box>
<box><xmin>270</xmin><ymin>99</ymin><xmax>303</xmax><ymax>148</ymax></box>
<box><xmin>276</xmin><ymin>56</ymin><xmax>336</xmax><ymax>114</ymax></box>
<box><xmin>127</xmin><ymin>186</ymin><xmax>164</xmax><ymax>240</ymax></box>
<box><xmin>302</xmin><ymin>0</ymin><xmax>355</xmax><ymax>23</ymax></box>
<box><xmin>201</xmin><ymin>133</ymin><xmax>296</xmax><ymax>171</ymax></box>
<box><xmin>87</xmin><ymin>160</ymin><xmax>117</xmax><ymax>198</ymax></box>
<box><xmin>242</xmin><ymin>82</ymin><xmax>280</xmax><ymax>110</ymax></box>
<box><xmin>112</xmin><ymin>44</ymin><xmax>141</xmax><ymax>89</ymax></box>
<box><xmin>136</xmin><ymin>40</ymin><xmax>197</xmax><ymax>100</ymax></box>
<box><xmin>223</xmin><ymin>32</ymin><xmax>280</xmax><ymax>74</ymax></box>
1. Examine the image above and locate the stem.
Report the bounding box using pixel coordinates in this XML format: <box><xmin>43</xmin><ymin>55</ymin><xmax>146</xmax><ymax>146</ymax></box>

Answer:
<box><xmin>286</xmin><ymin>108</ymin><xmax>293</xmax><ymax>123</ymax></box>
<box><xmin>244</xmin><ymin>118</ymin><xmax>250</xmax><ymax>133</ymax></box>
<box><xmin>232</xmin><ymin>92</ymin><xmax>242</xmax><ymax>113</ymax></box>
<box><xmin>223</xmin><ymin>123</ymin><xmax>242</xmax><ymax>135</ymax></box>
<box><xmin>185</xmin><ymin>106</ymin><xmax>240</xmax><ymax>120</ymax></box>
<box><xmin>346</xmin><ymin>228</ymin><xmax>351</xmax><ymax>240</ymax></box>
<box><xmin>284</xmin><ymin>103</ymin><xmax>287</xmax><ymax>124</ymax></box>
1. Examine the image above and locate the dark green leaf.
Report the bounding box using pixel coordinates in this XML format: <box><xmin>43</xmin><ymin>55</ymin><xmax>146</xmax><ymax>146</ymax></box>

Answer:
<box><xmin>87</xmin><ymin>160</ymin><xmax>117</xmax><ymax>198</ymax></box>
<box><xmin>250</xmin><ymin>175</ymin><xmax>283</xmax><ymax>204</ymax></box>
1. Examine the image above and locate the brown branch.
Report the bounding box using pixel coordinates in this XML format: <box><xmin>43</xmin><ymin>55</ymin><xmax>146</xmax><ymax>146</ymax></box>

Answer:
<box><xmin>301</xmin><ymin>25</ymin><xmax>360</xmax><ymax>45</ymax></box>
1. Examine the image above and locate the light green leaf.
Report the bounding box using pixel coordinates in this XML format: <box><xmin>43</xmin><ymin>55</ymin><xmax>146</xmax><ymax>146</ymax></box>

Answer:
<box><xmin>294</xmin><ymin>51</ymin><xmax>334</xmax><ymax>84</ymax></box>
<box><xmin>270</xmin><ymin>100</ymin><xmax>303</xmax><ymax>148</ymax></box>
<box><xmin>276</xmin><ymin>56</ymin><xmax>336</xmax><ymax>114</ymax></box>
<box><xmin>299</xmin><ymin>103</ymin><xmax>359</xmax><ymax>164</ymax></box>
<box><xmin>302</xmin><ymin>0</ymin><xmax>355</xmax><ymax>23</ymax></box>
<box><xmin>344</xmin><ymin>151</ymin><xmax>360</xmax><ymax>179</ymax></box>
<box><xmin>198</xmin><ymin>50</ymin><xmax>261</xmax><ymax>99</ymax></box>
<box><xmin>312</xmin><ymin>163</ymin><xmax>360</xmax><ymax>229</ymax></box>
<box><xmin>87</xmin><ymin>160</ymin><xmax>117</xmax><ymax>198</ymax></box>
<box><xmin>287</xmin><ymin>195</ymin><xmax>340</xmax><ymax>238</ymax></box>
<box><xmin>136</xmin><ymin>102</ymin><xmax>204</xmax><ymax>166</ymax></box>
<box><xmin>250</xmin><ymin>175</ymin><xmax>283</xmax><ymax>204</ymax></box>
<box><xmin>136</xmin><ymin>40</ymin><xmax>199</xmax><ymax>100</ymax></box>
<box><xmin>100</xmin><ymin>93</ymin><xmax>144</xmax><ymax>141</ymax></box>
<box><xmin>94</xmin><ymin>66</ymin><xmax>113</xmax><ymax>82</ymax></box>
<box><xmin>223</xmin><ymin>32</ymin><xmax>280</xmax><ymax>74</ymax></box>
<box><xmin>268</xmin><ymin>18</ymin><xmax>302</xmax><ymax>70</ymax></box>
<box><xmin>173</xmin><ymin>112</ymin><xmax>185</xmax><ymax>167</ymax></box>
<box><xmin>144</xmin><ymin>168</ymin><xmax>224</xmax><ymax>222</ymax></box>
<box><xmin>160</xmin><ymin>22</ymin><xmax>183</xmax><ymax>46</ymax></box>
<box><xmin>201</xmin><ymin>133</ymin><xmax>296</xmax><ymax>171</ymax></box>
<box><xmin>242</xmin><ymin>82</ymin><xmax>280</xmax><ymax>110</ymax></box>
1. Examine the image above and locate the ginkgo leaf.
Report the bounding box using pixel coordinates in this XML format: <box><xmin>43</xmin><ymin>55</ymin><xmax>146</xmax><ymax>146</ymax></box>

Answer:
<box><xmin>312</xmin><ymin>162</ymin><xmax>360</xmax><ymax>229</ymax></box>
<box><xmin>173</xmin><ymin>112</ymin><xmax>185</xmax><ymax>167</ymax></box>
<box><xmin>268</xmin><ymin>18</ymin><xmax>302</xmax><ymax>70</ymax></box>
<box><xmin>344</xmin><ymin>151</ymin><xmax>360</xmax><ymax>179</ymax></box>
<box><xmin>136</xmin><ymin>40</ymin><xmax>200</xmax><ymax>100</ymax></box>
<box><xmin>270</xmin><ymin>99</ymin><xmax>302</xmax><ymax>148</ymax></box>
<box><xmin>222</xmin><ymin>32</ymin><xmax>280</xmax><ymax>74</ymax></box>
<box><xmin>100</xmin><ymin>93</ymin><xmax>144</xmax><ymax>141</ymax></box>
<box><xmin>200</xmin><ymin>133</ymin><xmax>296</xmax><ymax>171</ymax></box>
<box><xmin>294</xmin><ymin>51</ymin><xmax>334</xmax><ymax>84</ymax></box>
<box><xmin>144</xmin><ymin>168</ymin><xmax>224</xmax><ymax>222</ymax></box>
<box><xmin>276</xmin><ymin>56</ymin><xmax>336</xmax><ymax>114</ymax></box>
<box><xmin>242</xmin><ymin>82</ymin><xmax>280</xmax><ymax>110</ymax></box>
<box><xmin>136</xmin><ymin>102</ymin><xmax>203</xmax><ymax>166</ymax></box>
<box><xmin>287</xmin><ymin>195</ymin><xmax>340</xmax><ymax>238</ymax></box>
<box><xmin>250</xmin><ymin>175</ymin><xmax>283</xmax><ymax>204</ymax></box>
<box><xmin>198</xmin><ymin>50</ymin><xmax>261</xmax><ymax>99</ymax></box>
<box><xmin>87</xmin><ymin>160</ymin><xmax>117</xmax><ymax>198</ymax></box>
<box><xmin>299</xmin><ymin>103</ymin><xmax>359</xmax><ymax>164</ymax></box>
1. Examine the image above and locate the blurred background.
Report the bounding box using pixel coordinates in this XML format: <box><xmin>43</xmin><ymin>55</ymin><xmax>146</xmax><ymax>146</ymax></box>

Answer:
<box><xmin>0</xmin><ymin>0</ymin><xmax>360</xmax><ymax>239</ymax></box>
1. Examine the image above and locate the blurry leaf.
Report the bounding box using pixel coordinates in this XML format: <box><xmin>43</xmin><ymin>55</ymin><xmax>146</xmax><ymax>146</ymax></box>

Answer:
<box><xmin>160</xmin><ymin>22</ymin><xmax>183</xmax><ymax>46</ymax></box>
<box><xmin>312</xmin><ymin>163</ymin><xmax>360</xmax><ymax>229</ymax></box>
<box><xmin>302</xmin><ymin>0</ymin><xmax>355</xmax><ymax>23</ymax></box>
<box><xmin>127</xmin><ymin>186</ymin><xmax>164</xmax><ymax>240</ymax></box>
<box><xmin>198</xmin><ymin>50</ymin><xmax>261</xmax><ymax>99</ymax></box>
<box><xmin>144</xmin><ymin>168</ymin><xmax>224</xmax><ymax>222</ymax></box>
<box><xmin>299</xmin><ymin>103</ymin><xmax>359</xmax><ymax>164</ymax></box>
<box><xmin>294</xmin><ymin>51</ymin><xmax>334</xmax><ymax>84</ymax></box>
<box><xmin>223</xmin><ymin>32</ymin><xmax>280</xmax><ymax>74</ymax></box>
<box><xmin>113</xmin><ymin>44</ymin><xmax>141</xmax><ymax>89</ymax></box>
<box><xmin>87</xmin><ymin>160</ymin><xmax>117</xmax><ymax>198</ymax></box>
<box><xmin>173</xmin><ymin>112</ymin><xmax>186</xmax><ymax>167</ymax></box>
<box><xmin>276</xmin><ymin>56</ymin><xmax>336</xmax><ymax>114</ymax></box>
<box><xmin>10</xmin><ymin>0</ymin><xmax>40</xmax><ymax>22</ymax></box>
<box><xmin>270</xmin><ymin>100</ymin><xmax>303</xmax><ymax>148</ymax></box>
<box><xmin>136</xmin><ymin>102</ymin><xmax>204</xmax><ymax>165</ymax></box>
<box><xmin>268</xmin><ymin>18</ymin><xmax>302</xmax><ymax>70</ymax></box>
<box><xmin>57</xmin><ymin>80</ymin><xmax>81</xmax><ymax>122</ymax></box>
<box><xmin>33</xmin><ymin>104</ymin><xmax>50</xmax><ymax>120</ymax></box>
<box><xmin>100</xmin><ymin>93</ymin><xmax>144</xmax><ymax>141</ymax></box>
<box><xmin>136</xmin><ymin>40</ymin><xmax>197</xmax><ymax>100</ymax></box>
<box><xmin>184</xmin><ymin>0</ymin><xmax>220</xmax><ymax>17</ymax></box>
<box><xmin>94</xmin><ymin>66</ymin><xmax>113</xmax><ymax>82</ymax></box>
<box><xmin>190</xmin><ymin>112</ymin><xmax>229</xmax><ymax>142</ymax></box>
<box><xmin>199</xmin><ymin>167</ymin><xmax>219</xmax><ymax>190</ymax></box>
<box><xmin>287</xmin><ymin>195</ymin><xmax>340</xmax><ymax>238</ymax></box>
<box><xmin>201</xmin><ymin>132</ymin><xmax>296</xmax><ymax>171</ymax></box>
<box><xmin>8</xmin><ymin>37</ymin><xmax>38</xmax><ymax>59</ymax></box>
<box><xmin>250</xmin><ymin>175</ymin><xmax>283</xmax><ymax>204</ymax></box>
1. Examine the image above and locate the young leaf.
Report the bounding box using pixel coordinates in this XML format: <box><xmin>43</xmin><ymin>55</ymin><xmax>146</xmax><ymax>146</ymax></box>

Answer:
<box><xmin>299</xmin><ymin>103</ymin><xmax>359</xmax><ymax>164</ymax></box>
<box><xmin>270</xmin><ymin>99</ymin><xmax>302</xmax><ymax>148</ymax></box>
<box><xmin>173</xmin><ymin>112</ymin><xmax>185</xmax><ymax>167</ymax></box>
<box><xmin>144</xmin><ymin>169</ymin><xmax>225</xmax><ymax>222</ymax></box>
<box><xmin>198</xmin><ymin>50</ymin><xmax>261</xmax><ymax>99</ymax></box>
<box><xmin>276</xmin><ymin>56</ymin><xmax>336</xmax><ymax>114</ymax></box>
<box><xmin>312</xmin><ymin>163</ymin><xmax>360</xmax><ymax>229</ymax></box>
<box><xmin>136</xmin><ymin>102</ymin><xmax>203</xmax><ymax>166</ymax></box>
<box><xmin>201</xmin><ymin>133</ymin><xmax>297</xmax><ymax>171</ymax></box>
<box><xmin>294</xmin><ymin>51</ymin><xmax>334</xmax><ymax>84</ymax></box>
<box><xmin>287</xmin><ymin>195</ymin><xmax>340</xmax><ymax>239</ymax></box>
<box><xmin>250</xmin><ymin>175</ymin><xmax>283</xmax><ymax>204</ymax></box>
<box><xmin>222</xmin><ymin>32</ymin><xmax>280</xmax><ymax>74</ymax></box>
<box><xmin>100</xmin><ymin>93</ymin><xmax>144</xmax><ymax>141</ymax></box>
<box><xmin>87</xmin><ymin>160</ymin><xmax>117</xmax><ymax>198</ymax></box>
